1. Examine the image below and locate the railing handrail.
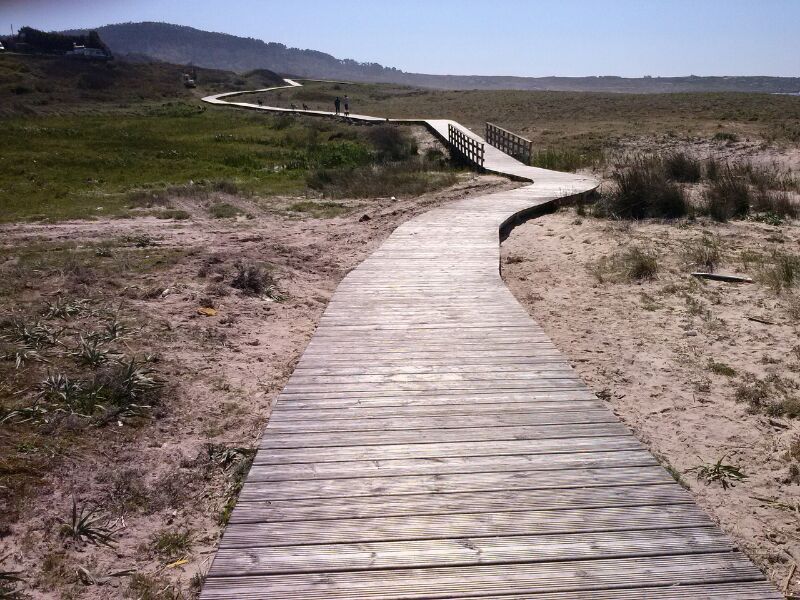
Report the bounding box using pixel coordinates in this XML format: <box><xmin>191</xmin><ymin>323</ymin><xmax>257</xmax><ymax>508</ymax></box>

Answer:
<box><xmin>485</xmin><ymin>122</ymin><xmax>532</xmax><ymax>144</ymax></box>
<box><xmin>448</xmin><ymin>124</ymin><xmax>485</xmax><ymax>169</ymax></box>
<box><xmin>485</xmin><ymin>122</ymin><xmax>533</xmax><ymax>164</ymax></box>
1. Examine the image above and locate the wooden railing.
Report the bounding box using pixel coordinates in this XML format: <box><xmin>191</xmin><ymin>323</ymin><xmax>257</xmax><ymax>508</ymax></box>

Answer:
<box><xmin>485</xmin><ymin>122</ymin><xmax>533</xmax><ymax>164</ymax></box>
<box><xmin>448</xmin><ymin>124</ymin><xmax>485</xmax><ymax>169</ymax></box>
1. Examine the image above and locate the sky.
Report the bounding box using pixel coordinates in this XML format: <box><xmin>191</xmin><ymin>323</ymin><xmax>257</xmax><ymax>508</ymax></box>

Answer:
<box><xmin>1</xmin><ymin>0</ymin><xmax>799</xmax><ymax>77</ymax></box>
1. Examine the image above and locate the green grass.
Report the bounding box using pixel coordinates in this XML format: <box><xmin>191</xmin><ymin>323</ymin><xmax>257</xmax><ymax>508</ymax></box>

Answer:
<box><xmin>151</xmin><ymin>529</ymin><xmax>192</xmax><ymax>560</ymax></box>
<box><xmin>708</xmin><ymin>360</ymin><xmax>737</xmax><ymax>377</ymax></box>
<box><xmin>0</xmin><ymin>107</ymin><xmax>336</xmax><ymax>222</ymax></box>
<box><xmin>0</xmin><ymin>104</ymin><xmax>460</xmax><ymax>223</ymax></box>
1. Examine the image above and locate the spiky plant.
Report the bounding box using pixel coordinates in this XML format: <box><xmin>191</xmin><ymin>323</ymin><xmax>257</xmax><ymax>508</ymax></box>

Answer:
<box><xmin>101</xmin><ymin>319</ymin><xmax>127</xmax><ymax>342</ymax></box>
<box><xmin>95</xmin><ymin>357</ymin><xmax>162</xmax><ymax>417</ymax></box>
<box><xmin>1</xmin><ymin>319</ymin><xmax>59</xmax><ymax>349</ymax></box>
<box><xmin>3</xmin><ymin>344</ymin><xmax>47</xmax><ymax>369</ymax></box>
<box><xmin>43</xmin><ymin>297</ymin><xmax>86</xmax><ymax>320</ymax></box>
<box><xmin>70</xmin><ymin>336</ymin><xmax>111</xmax><ymax>368</ymax></box>
<box><xmin>59</xmin><ymin>498</ymin><xmax>117</xmax><ymax>547</ymax></box>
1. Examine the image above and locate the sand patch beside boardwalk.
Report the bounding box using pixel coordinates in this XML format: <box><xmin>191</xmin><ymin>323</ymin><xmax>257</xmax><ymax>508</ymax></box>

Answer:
<box><xmin>502</xmin><ymin>210</ymin><xmax>800</xmax><ymax>596</ymax></box>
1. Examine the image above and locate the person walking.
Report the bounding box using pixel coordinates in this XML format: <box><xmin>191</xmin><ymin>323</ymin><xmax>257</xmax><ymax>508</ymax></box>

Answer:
<box><xmin>343</xmin><ymin>95</ymin><xmax>350</xmax><ymax>116</ymax></box>
<box><xmin>334</xmin><ymin>96</ymin><xmax>341</xmax><ymax>115</ymax></box>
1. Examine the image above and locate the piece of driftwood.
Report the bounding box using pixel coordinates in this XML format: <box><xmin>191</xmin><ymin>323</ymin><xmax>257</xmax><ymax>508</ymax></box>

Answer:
<box><xmin>691</xmin><ymin>272</ymin><xmax>753</xmax><ymax>283</ymax></box>
<box><xmin>747</xmin><ymin>316</ymin><xmax>776</xmax><ymax>325</ymax></box>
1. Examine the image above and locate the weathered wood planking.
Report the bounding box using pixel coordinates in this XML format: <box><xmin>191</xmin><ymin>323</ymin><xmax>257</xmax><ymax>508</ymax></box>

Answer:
<box><xmin>199</xmin><ymin>81</ymin><xmax>781</xmax><ymax>599</ymax></box>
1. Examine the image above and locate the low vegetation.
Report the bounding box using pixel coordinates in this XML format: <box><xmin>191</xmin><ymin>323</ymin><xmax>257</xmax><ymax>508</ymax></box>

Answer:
<box><xmin>589</xmin><ymin>246</ymin><xmax>659</xmax><ymax>283</ymax></box>
<box><xmin>0</xmin><ymin>109</ymin><xmax>459</xmax><ymax>223</ymax></box>
<box><xmin>59</xmin><ymin>498</ymin><xmax>118</xmax><ymax>547</ymax></box>
<box><xmin>151</xmin><ymin>529</ymin><xmax>193</xmax><ymax>560</ymax></box>
<box><xmin>598</xmin><ymin>156</ymin><xmax>688</xmax><ymax>218</ymax></box>
<box><xmin>683</xmin><ymin>235</ymin><xmax>722</xmax><ymax>272</ymax></box>
<box><xmin>253</xmin><ymin>80</ymin><xmax>800</xmax><ymax>157</ymax></box>
<box><xmin>735</xmin><ymin>375</ymin><xmax>800</xmax><ymax>418</ymax></box>
<box><xmin>687</xmin><ymin>456</ymin><xmax>747</xmax><ymax>490</ymax></box>
<box><xmin>230</xmin><ymin>262</ymin><xmax>280</xmax><ymax>298</ymax></box>
<box><xmin>594</xmin><ymin>152</ymin><xmax>798</xmax><ymax>222</ymax></box>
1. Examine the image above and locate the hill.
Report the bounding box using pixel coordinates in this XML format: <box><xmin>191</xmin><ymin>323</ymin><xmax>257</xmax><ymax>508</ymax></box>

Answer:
<box><xmin>0</xmin><ymin>52</ymin><xmax>283</xmax><ymax>116</ymax></box>
<box><xmin>63</xmin><ymin>21</ymin><xmax>800</xmax><ymax>93</ymax></box>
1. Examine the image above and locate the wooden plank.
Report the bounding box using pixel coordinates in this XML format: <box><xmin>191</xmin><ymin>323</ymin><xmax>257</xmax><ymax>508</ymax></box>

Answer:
<box><xmin>230</xmin><ymin>484</ymin><xmax>692</xmax><ymax>523</ymax></box>
<box><xmin>258</xmin><ymin>422</ymin><xmax>630</xmax><ymax>449</ymax></box>
<box><xmin>219</xmin><ymin>504</ymin><xmax>713</xmax><ymax>548</ymax></box>
<box><xmin>239</xmin><ymin>465</ymin><xmax>674</xmax><ymax>501</ymax></box>
<box><xmin>265</xmin><ymin>410</ymin><xmax>617</xmax><ymax>433</ymax></box>
<box><xmin>210</xmin><ymin>527</ymin><xmax>732</xmax><ymax>576</ymax></box>
<box><xmin>247</xmin><ymin>449</ymin><xmax>657</xmax><ymax>481</ymax></box>
<box><xmin>270</xmin><ymin>399</ymin><xmax>607</xmax><ymax>420</ymax></box>
<box><xmin>254</xmin><ymin>435</ymin><xmax>645</xmax><ymax>464</ymax></box>
<box><xmin>472</xmin><ymin>584</ymin><xmax>783</xmax><ymax>600</ymax></box>
<box><xmin>200</xmin><ymin>554</ymin><xmax>768</xmax><ymax>599</ymax></box>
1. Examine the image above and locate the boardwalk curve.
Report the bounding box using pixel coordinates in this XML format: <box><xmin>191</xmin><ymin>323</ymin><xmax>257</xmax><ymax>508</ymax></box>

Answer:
<box><xmin>199</xmin><ymin>82</ymin><xmax>781</xmax><ymax>599</ymax></box>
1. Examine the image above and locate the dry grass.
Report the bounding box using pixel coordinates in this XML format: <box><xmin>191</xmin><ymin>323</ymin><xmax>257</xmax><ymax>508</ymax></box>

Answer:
<box><xmin>596</xmin><ymin>156</ymin><xmax>688</xmax><ymax>219</ymax></box>
<box><xmin>589</xmin><ymin>246</ymin><xmax>659</xmax><ymax>283</ymax></box>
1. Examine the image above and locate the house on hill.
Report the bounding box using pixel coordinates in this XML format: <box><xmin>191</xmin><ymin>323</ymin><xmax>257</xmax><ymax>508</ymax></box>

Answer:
<box><xmin>66</xmin><ymin>44</ymin><xmax>110</xmax><ymax>59</ymax></box>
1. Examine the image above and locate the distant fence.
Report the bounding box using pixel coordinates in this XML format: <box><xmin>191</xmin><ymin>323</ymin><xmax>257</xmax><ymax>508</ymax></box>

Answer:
<box><xmin>485</xmin><ymin>122</ymin><xmax>533</xmax><ymax>164</ymax></box>
<box><xmin>448</xmin><ymin>124</ymin><xmax>485</xmax><ymax>169</ymax></box>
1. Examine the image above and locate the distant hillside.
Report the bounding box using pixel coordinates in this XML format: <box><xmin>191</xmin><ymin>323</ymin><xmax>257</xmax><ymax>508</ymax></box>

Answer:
<box><xmin>65</xmin><ymin>22</ymin><xmax>800</xmax><ymax>94</ymax></box>
<box><xmin>0</xmin><ymin>51</ymin><xmax>283</xmax><ymax>116</ymax></box>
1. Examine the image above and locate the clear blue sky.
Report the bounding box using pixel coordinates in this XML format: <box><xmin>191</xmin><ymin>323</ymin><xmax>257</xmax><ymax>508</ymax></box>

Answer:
<box><xmin>2</xmin><ymin>0</ymin><xmax>799</xmax><ymax>77</ymax></box>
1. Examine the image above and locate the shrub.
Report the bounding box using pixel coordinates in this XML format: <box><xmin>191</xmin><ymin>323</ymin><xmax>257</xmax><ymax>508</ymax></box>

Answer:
<box><xmin>208</xmin><ymin>203</ymin><xmax>241</xmax><ymax>219</ymax></box>
<box><xmin>622</xmin><ymin>247</ymin><xmax>659</xmax><ymax>281</ymax></box>
<box><xmin>735</xmin><ymin>374</ymin><xmax>799</xmax><ymax>417</ymax></box>
<box><xmin>705</xmin><ymin>158</ymin><xmax>721</xmax><ymax>182</ymax></box>
<box><xmin>307</xmin><ymin>160</ymin><xmax>457</xmax><ymax>199</ymax></box>
<box><xmin>77</xmin><ymin>71</ymin><xmax>114</xmax><ymax>91</ymax></box>
<box><xmin>758</xmin><ymin>252</ymin><xmax>799</xmax><ymax>291</ymax></box>
<box><xmin>708</xmin><ymin>360</ymin><xmax>736</xmax><ymax>377</ymax></box>
<box><xmin>703</xmin><ymin>168</ymin><xmax>750</xmax><ymax>221</ymax></box>
<box><xmin>752</xmin><ymin>188</ymin><xmax>798</xmax><ymax>219</ymax></box>
<box><xmin>684</xmin><ymin>236</ymin><xmax>722</xmax><ymax>272</ymax></box>
<box><xmin>713</xmin><ymin>132</ymin><xmax>739</xmax><ymax>142</ymax></box>
<box><xmin>151</xmin><ymin>529</ymin><xmax>192</xmax><ymax>560</ymax></box>
<box><xmin>308</xmin><ymin>141</ymin><xmax>371</xmax><ymax>168</ymax></box>
<box><xmin>93</xmin><ymin>357</ymin><xmax>163</xmax><ymax>418</ymax></box>
<box><xmin>59</xmin><ymin>498</ymin><xmax>117</xmax><ymax>547</ymax></box>
<box><xmin>288</xmin><ymin>201</ymin><xmax>348</xmax><ymax>218</ymax></box>
<box><xmin>367</xmin><ymin>126</ymin><xmax>418</xmax><ymax>162</ymax></box>
<box><xmin>600</xmin><ymin>156</ymin><xmax>688</xmax><ymax>219</ymax></box>
<box><xmin>231</xmin><ymin>262</ymin><xmax>277</xmax><ymax>297</ymax></box>
<box><xmin>664</xmin><ymin>152</ymin><xmax>701</xmax><ymax>183</ymax></box>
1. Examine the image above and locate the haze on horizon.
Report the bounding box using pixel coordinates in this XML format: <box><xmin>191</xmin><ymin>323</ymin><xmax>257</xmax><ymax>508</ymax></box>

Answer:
<box><xmin>1</xmin><ymin>0</ymin><xmax>799</xmax><ymax>78</ymax></box>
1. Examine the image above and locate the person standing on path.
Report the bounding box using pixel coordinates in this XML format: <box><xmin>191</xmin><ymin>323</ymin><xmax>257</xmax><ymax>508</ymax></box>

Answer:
<box><xmin>344</xmin><ymin>95</ymin><xmax>350</xmax><ymax>116</ymax></box>
<box><xmin>334</xmin><ymin>96</ymin><xmax>341</xmax><ymax>115</ymax></box>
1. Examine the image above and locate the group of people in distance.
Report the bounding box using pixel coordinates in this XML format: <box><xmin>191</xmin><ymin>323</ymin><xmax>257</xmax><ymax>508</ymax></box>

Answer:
<box><xmin>256</xmin><ymin>94</ymin><xmax>351</xmax><ymax>117</ymax></box>
<box><xmin>334</xmin><ymin>95</ymin><xmax>350</xmax><ymax>116</ymax></box>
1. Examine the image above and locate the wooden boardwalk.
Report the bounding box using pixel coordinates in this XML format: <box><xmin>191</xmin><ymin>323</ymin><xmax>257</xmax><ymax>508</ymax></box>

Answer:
<box><xmin>199</xmin><ymin>83</ymin><xmax>781</xmax><ymax>599</ymax></box>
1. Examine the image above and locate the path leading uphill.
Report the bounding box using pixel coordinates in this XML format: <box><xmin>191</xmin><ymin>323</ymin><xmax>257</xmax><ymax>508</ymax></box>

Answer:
<box><xmin>198</xmin><ymin>82</ymin><xmax>781</xmax><ymax>599</ymax></box>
